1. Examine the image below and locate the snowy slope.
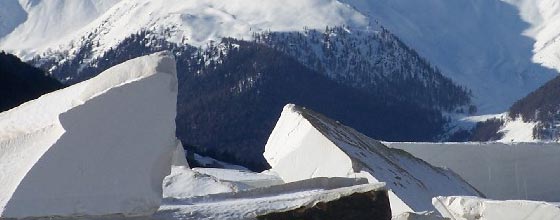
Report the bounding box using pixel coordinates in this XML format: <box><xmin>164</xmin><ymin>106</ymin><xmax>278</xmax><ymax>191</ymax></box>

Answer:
<box><xmin>496</xmin><ymin>73</ymin><xmax>560</xmax><ymax>142</ymax></box>
<box><xmin>387</xmin><ymin>142</ymin><xmax>560</xmax><ymax>202</ymax></box>
<box><xmin>0</xmin><ymin>52</ymin><xmax>178</xmax><ymax>218</ymax></box>
<box><xmin>0</xmin><ymin>0</ymin><xmax>26</xmax><ymax>38</ymax></box>
<box><xmin>0</xmin><ymin>0</ymin><xmax>120</xmax><ymax>59</ymax></box>
<box><xmin>341</xmin><ymin>0</ymin><xmax>558</xmax><ymax>113</ymax></box>
<box><xmin>2</xmin><ymin>0</ymin><xmax>559</xmax><ymax>113</ymax></box>
<box><xmin>503</xmin><ymin>0</ymin><xmax>560</xmax><ymax>72</ymax></box>
<box><xmin>466</xmin><ymin>113</ymin><xmax>540</xmax><ymax>142</ymax></box>
<box><xmin>264</xmin><ymin>104</ymin><xmax>482</xmax><ymax>214</ymax></box>
<box><xmin>2</xmin><ymin>0</ymin><xmax>558</xmax><ymax>113</ymax></box>
<box><xmin>498</xmin><ymin>116</ymin><xmax>539</xmax><ymax>142</ymax></box>
<box><xmin>0</xmin><ymin>0</ymin><xmax>367</xmax><ymax>61</ymax></box>
<box><xmin>433</xmin><ymin>196</ymin><xmax>560</xmax><ymax>220</ymax></box>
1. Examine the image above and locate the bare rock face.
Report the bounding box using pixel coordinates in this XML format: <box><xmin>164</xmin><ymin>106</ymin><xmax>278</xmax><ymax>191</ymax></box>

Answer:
<box><xmin>0</xmin><ymin>52</ymin><xmax>179</xmax><ymax>219</ymax></box>
<box><xmin>257</xmin><ymin>189</ymin><xmax>392</xmax><ymax>220</ymax></box>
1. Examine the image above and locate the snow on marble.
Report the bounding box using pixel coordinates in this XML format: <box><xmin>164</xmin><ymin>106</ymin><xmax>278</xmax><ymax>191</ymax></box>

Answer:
<box><xmin>263</xmin><ymin>104</ymin><xmax>482</xmax><ymax>215</ymax></box>
<box><xmin>0</xmin><ymin>52</ymin><xmax>178</xmax><ymax>218</ymax></box>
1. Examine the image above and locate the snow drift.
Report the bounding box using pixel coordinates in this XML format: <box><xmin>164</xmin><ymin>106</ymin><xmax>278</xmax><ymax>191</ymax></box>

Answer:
<box><xmin>0</xmin><ymin>52</ymin><xmax>179</xmax><ymax>218</ymax></box>
<box><xmin>433</xmin><ymin>196</ymin><xmax>560</xmax><ymax>220</ymax></box>
<box><xmin>264</xmin><ymin>104</ymin><xmax>482</xmax><ymax>214</ymax></box>
<box><xmin>386</xmin><ymin>142</ymin><xmax>560</xmax><ymax>202</ymax></box>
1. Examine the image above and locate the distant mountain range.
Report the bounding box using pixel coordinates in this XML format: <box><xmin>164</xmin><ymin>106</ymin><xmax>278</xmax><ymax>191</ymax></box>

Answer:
<box><xmin>2</xmin><ymin>0</ymin><xmax>558</xmax><ymax>113</ymax></box>
<box><xmin>1</xmin><ymin>0</ymin><xmax>560</xmax><ymax>168</ymax></box>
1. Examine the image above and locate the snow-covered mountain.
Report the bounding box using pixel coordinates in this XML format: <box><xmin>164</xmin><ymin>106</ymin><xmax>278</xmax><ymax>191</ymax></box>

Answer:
<box><xmin>470</xmin><ymin>73</ymin><xmax>560</xmax><ymax>142</ymax></box>
<box><xmin>0</xmin><ymin>0</ymin><xmax>367</xmax><ymax>60</ymax></box>
<box><xmin>451</xmin><ymin>0</ymin><xmax>560</xmax><ymax>141</ymax></box>
<box><xmin>341</xmin><ymin>0</ymin><xmax>559</xmax><ymax>113</ymax></box>
<box><xmin>2</xmin><ymin>0</ymin><xmax>559</xmax><ymax>113</ymax></box>
<box><xmin>0</xmin><ymin>0</ymin><xmax>119</xmax><ymax>58</ymax></box>
<box><xmin>2</xmin><ymin>0</ymin><xmax>560</xmax><ymax>159</ymax></box>
<box><xmin>254</xmin><ymin>27</ymin><xmax>472</xmax><ymax>112</ymax></box>
<box><xmin>504</xmin><ymin>0</ymin><xmax>560</xmax><ymax>72</ymax></box>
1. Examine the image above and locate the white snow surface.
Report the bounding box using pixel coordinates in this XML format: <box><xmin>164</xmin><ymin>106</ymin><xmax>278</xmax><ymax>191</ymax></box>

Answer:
<box><xmin>386</xmin><ymin>142</ymin><xmax>560</xmax><ymax>202</ymax></box>
<box><xmin>340</xmin><ymin>0</ymin><xmax>558</xmax><ymax>113</ymax></box>
<box><xmin>457</xmin><ymin>113</ymin><xmax>540</xmax><ymax>142</ymax></box>
<box><xmin>0</xmin><ymin>0</ymin><xmax>367</xmax><ymax>60</ymax></box>
<box><xmin>433</xmin><ymin>196</ymin><xmax>560</xmax><ymax>220</ymax></box>
<box><xmin>459</xmin><ymin>113</ymin><xmax>544</xmax><ymax>142</ymax></box>
<box><xmin>0</xmin><ymin>0</ymin><xmax>120</xmax><ymax>59</ymax></box>
<box><xmin>0</xmin><ymin>52</ymin><xmax>179</xmax><ymax>218</ymax></box>
<box><xmin>503</xmin><ymin>0</ymin><xmax>560</xmax><ymax>72</ymax></box>
<box><xmin>498</xmin><ymin>116</ymin><xmax>539</xmax><ymax>142</ymax></box>
<box><xmin>156</xmin><ymin>177</ymin><xmax>383</xmax><ymax>220</ymax></box>
<box><xmin>264</xmin><ymin>104</ymin><xmax>481</xmax><ymax>215</ymax></box>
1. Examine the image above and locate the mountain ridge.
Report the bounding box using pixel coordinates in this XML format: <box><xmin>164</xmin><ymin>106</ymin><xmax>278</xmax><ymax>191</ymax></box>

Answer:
<box><xmin>0</xmin><ymin>51</ymin><xmax>63</xmax><ymax>112</ymax></box>
<box><xmin>2</xmin><ymin>0</ymin><xmax>558</xmax><ymax>113</ymax></box>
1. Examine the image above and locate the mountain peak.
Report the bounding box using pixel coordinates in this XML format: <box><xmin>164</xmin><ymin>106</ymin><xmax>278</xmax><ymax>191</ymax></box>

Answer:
<box><xmin>0</xmin><ymin>0</ymin><xmax>368</xmax><ymax>60</ymax></box>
